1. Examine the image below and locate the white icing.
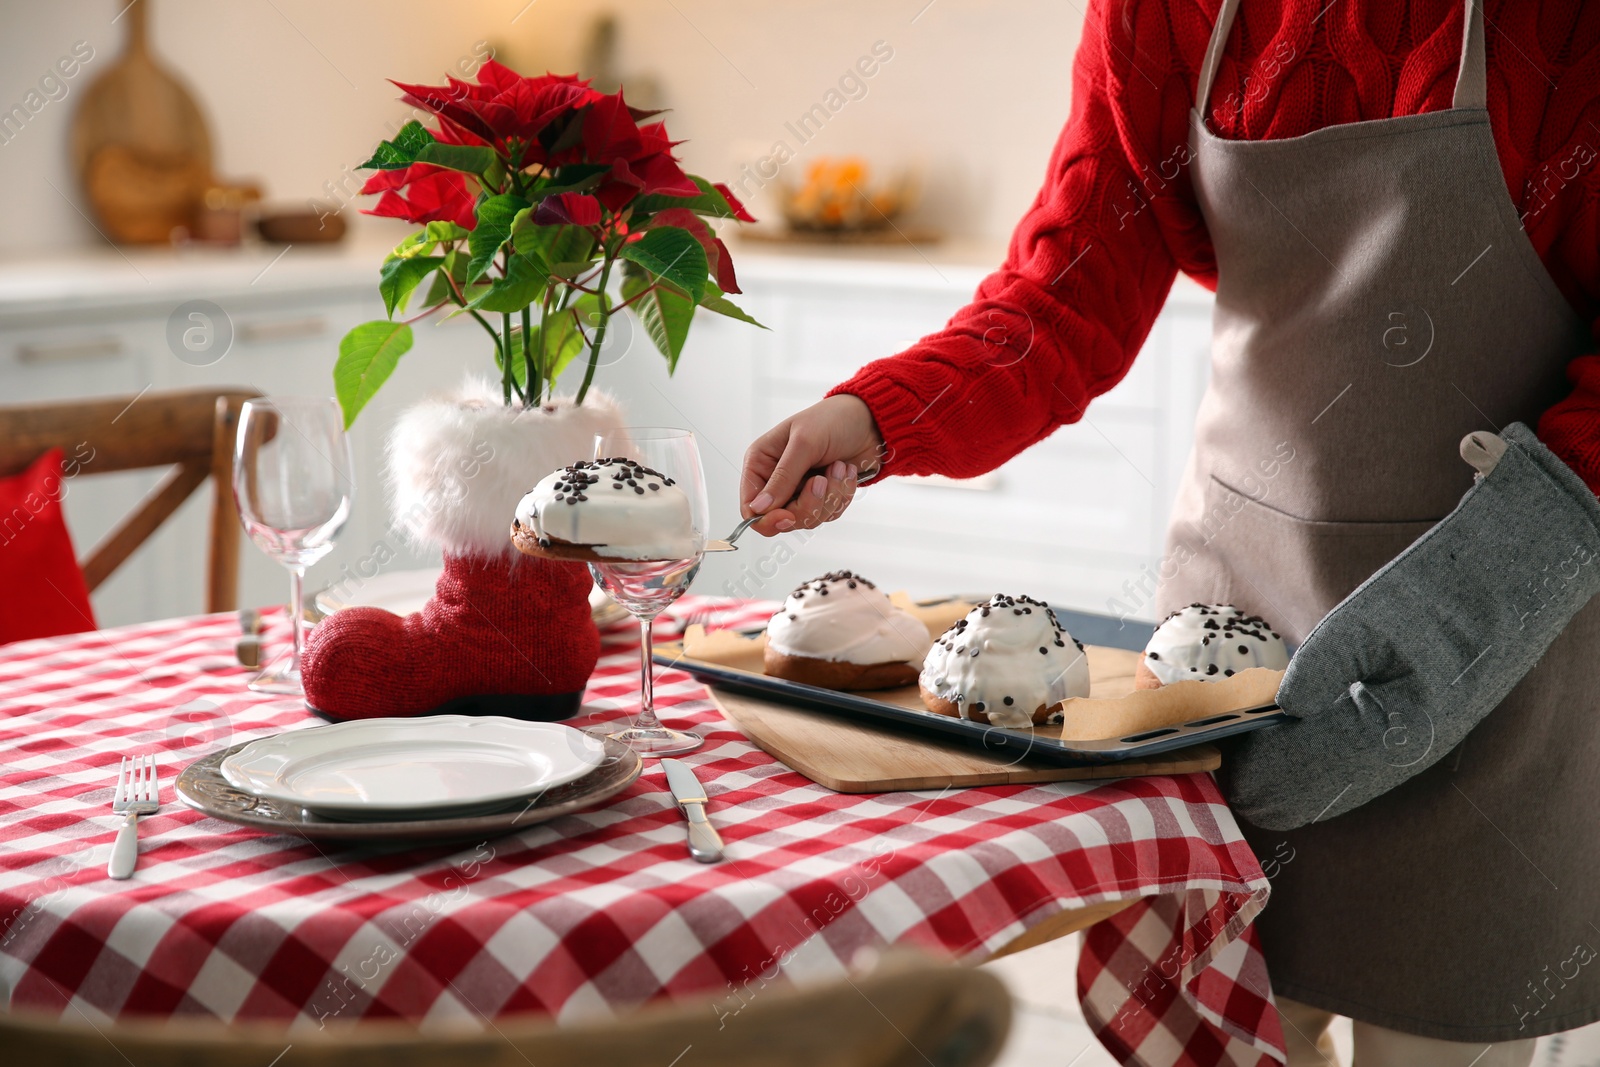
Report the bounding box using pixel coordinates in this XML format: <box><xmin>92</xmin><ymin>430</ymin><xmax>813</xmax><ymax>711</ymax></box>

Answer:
<box><xmin>1143</xmin><ymin>603</ymin><xmax>1288</xmax><ymax>684</ymax></box>
<box><xmin>919</xmin><ymin>595</ymin><xmax>1090</xmax><ymax>729</ymax></box>
<box><xmin>514</xmin><ymin>458</ymin><xmax>699</xmax><ymax>560</ymax></box>
<box><xmin>765</xmin><ymin>572</ymin><xmax>932</xmax><ymax>666</ymax></box>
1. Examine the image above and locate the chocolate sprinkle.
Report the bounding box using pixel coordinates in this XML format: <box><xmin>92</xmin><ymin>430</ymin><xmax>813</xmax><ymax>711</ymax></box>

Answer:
<box><xmin>785</xmin><ymin>570</ymin><xmax>880</xmax><ymax>600</ymax></box>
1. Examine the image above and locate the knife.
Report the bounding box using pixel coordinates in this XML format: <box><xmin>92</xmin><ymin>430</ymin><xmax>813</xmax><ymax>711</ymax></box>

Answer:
<box><xmin>662</xmin><ymin>759</ymin><xmax>724</xmax><ymax>863</ymax></box>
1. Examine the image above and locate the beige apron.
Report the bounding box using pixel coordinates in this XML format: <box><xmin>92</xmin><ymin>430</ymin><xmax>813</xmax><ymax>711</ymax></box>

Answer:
<box><xmin>1160</xmin><ymin>0</ymin><xmax>1600</xmax><ymax>1040</ymax></box>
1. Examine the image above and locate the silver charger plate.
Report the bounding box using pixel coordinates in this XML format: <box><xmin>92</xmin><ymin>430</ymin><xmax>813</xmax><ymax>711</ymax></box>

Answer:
<box><xmin>176</xmin><ymin>737</ymin><xmax>642</xmax><ymax>844</ymax></box>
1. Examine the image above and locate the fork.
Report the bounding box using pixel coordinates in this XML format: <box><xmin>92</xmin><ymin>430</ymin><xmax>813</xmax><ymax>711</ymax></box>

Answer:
<box><xmin>108</xmin><ymin>755</ymin><xmax>159</xmax><ymax>881</ymax></box>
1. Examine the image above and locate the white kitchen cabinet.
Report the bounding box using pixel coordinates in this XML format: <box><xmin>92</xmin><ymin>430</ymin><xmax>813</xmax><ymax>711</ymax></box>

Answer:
<box><xmin>0</xmin><ymin>238</ymin><xmax>1213</xmax><ymax>628</ymax></box>
<box><xmin>676</xmin><ymin>248</ymin><xmax>1215</xmax><ymax>618</ymax></box>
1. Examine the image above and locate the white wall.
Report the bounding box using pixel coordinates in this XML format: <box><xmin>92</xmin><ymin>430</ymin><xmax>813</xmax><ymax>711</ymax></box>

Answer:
<box><xmin>0</xmin><ymin>0</ymin><xmax>1084</xmax><ymax>256</ymax></box>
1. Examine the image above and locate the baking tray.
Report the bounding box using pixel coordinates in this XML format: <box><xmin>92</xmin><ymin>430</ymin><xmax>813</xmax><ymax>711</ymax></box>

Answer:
<box><xmin>655</xmin><ymin>605</ymin><xmax>1287</xmax><ymax>767</ymax></box>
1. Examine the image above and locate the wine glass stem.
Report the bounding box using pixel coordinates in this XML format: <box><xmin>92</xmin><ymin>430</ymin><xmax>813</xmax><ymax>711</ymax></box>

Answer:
<box><xmin>288</xmin><ymin>564</ymin><xmax>307</xmax><ymax>671</ymax></box>
<box><xmin>635</xmin><ymin>613</ymin><xmax>662</xmax><ymax>733</ymax></box>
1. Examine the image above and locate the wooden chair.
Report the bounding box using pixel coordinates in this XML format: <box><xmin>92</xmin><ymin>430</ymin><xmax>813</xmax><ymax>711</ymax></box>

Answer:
<box><xmin>0</xmin><ymin>950</ymin><xmax>1012</xmax><ymax>1067</ymax></box>
<box><xmin>0</xmin><ymin>387</ymin><xmax>261</xmax><ymax>613</ymax></box>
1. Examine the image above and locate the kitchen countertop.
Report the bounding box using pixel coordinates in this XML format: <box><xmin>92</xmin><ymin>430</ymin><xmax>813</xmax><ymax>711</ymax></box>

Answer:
<box><xmin>0</xmin><ymin>226</ymin><xmax>1211</xmax><ymax>324</ymax></box>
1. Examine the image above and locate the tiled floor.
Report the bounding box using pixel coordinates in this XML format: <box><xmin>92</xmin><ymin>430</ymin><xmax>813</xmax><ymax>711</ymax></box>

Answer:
<box><xmin>981</xmin><ymin>932</ymin><xmax>1600</xmax><ymax>1066</ymax></box>
<box><xmin>979</xmin><ymin>935</ymin><xmax>1118</xmax><ymax>1067</ymax></box>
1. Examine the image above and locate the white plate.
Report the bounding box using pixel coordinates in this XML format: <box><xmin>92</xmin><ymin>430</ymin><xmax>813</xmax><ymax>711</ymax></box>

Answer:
<box><xmin>219</xmin><ymin>716</ymin><xmax>608</xmax><ymax>820</ymax></box>
<box><xmin>313</xmin><ymin>568</ymin><xmax>629</xmax><ymax>627</ymax></box>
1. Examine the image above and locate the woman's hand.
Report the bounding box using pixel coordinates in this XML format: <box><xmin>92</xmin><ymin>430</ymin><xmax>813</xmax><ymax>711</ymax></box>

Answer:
<box><xmin>740</xmin><ymin>394</ymin><xmax>885</xmax><ymax>536</ymax></box>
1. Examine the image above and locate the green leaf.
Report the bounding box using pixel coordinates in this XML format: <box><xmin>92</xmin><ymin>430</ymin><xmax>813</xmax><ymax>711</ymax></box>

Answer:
<box><xmin>419</xmin><ymin>249</ymin><xmax>466</xmax><ymax>306</ymax></box>
<box><xmin>619</xmin><ymin>226</ymin><xmax>708</xmax><ymax>301</ymax></box>
<box><xmin>630</xmin><ymin>175</ymin><xmax>743</xmax><ymax>219</ymax></box>
<box><xmin>549</xmin><ymin>225</ymin><xmax>596</xmax><ymax>265</ymax></box>
<box><xmin>482</xmin><ymin>155</ymin><xmax>507</xmax><ymax>192</ymax></box>
<box><xmin>698</xmin><ymin>281</ymin><xmax>767</xmax><ymax>329</ymax></box>
<box><xmin>425</xmin><ymin>220</ymin><xmax>470</xmax><ymax>244</ymax></box>
<box><xmin>548</xmin><ymin>261</ymin><xmax>595</xmax><ymax>280</ymax></box>
<box><xmin>385</xmin><ymin>221</ymin><xmax>470</xmax><ymax>265</ymax></box>
<box><xmin>512</xmin><ymin>215</ymin><xmax>595</xmax><ymax>264</ymax></box>
<box><xmin>508</xmin><ymin>206</ymin><xmax>538</xmax><ymax>252</ymax></box>
<box><xmin>335</xmin><ymin>321</ymin><xmax>413</xmax><ymax>428</ymax></box>
<box><xmin>622</xmin><ymin>269</ymin><xmax>695</xmax><ymax>372</ymax></box>
<box><xmin>496</xmin><ymin>326</ymin><xmax>529</xmax><ymax>393</ymax></box>
<box><xmin>545</xmin><ymin>293</ymin><xmax>602</xmax><ymax>382</ymax></box>
<box><xmin>359</xmin><ymin>120</ymin><xmax>435</xmax><ymax>170</ymax></box>
<box><xmin>530</xmin><ymin>164</ymin><xmax>609</xmax><ymax>199</ymax></box>
<box><xmin>466</xmin><ymin>194</ymin><xmax>530</xmax><ymax>282</ymax></box>
<box><xmin>388</xmin><ymin>229</ymin><xmax>434</xmax><ymax>261</ymax></box>
<box><xmin>379</xmin><ymin>255</ymin><xmax>445</xmax><ymax>318</ymax></box>
<box><xmin>414</xmin><ymin>141</ymin><xmax>499</xmax><ymax>178</ymax></box>
<box><xmin>469</xmin><ymin>251</ymin><xmax>550</xmax><ymax>313</ymax></box>
<box><xmin>421</xmin><ymin>271</ymin><xmax>452</xmax><ymax>308</ymax></box>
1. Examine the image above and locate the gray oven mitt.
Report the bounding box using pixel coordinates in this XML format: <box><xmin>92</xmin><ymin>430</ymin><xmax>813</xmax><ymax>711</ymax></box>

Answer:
<box><xmin>1220</xmin><ymin>422</ymin><xmax>1600</xmax><ymax>831</ymax></box>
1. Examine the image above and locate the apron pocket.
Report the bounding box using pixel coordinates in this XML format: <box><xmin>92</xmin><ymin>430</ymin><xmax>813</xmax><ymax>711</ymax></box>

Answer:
<box><xmin>1200</xmin><ymin>475</ymin><xmax>1440</xmax><ymax>645</ymax></box>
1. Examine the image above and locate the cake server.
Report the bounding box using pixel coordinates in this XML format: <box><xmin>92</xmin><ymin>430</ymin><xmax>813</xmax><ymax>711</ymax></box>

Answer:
<box><xmin>703</xmin><ymin>515</ymin><xmax>758</xmax><ymax>553</ymax></box>
<box><xmin>662</xmin><ymin>759</ymin><xmax>723</xmax><ymax>863</ymax></box>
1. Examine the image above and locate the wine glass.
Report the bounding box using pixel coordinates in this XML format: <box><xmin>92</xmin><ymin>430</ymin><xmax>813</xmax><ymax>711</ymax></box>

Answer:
<box><xmin>233</xmin><ymin>397</ymin><xmax>354</xmax><ymax>695</ymax></box>
<box><xmin>588</xmin><ymin>427</ymin><xmax>708</xmax><ymax>756</ymax></box>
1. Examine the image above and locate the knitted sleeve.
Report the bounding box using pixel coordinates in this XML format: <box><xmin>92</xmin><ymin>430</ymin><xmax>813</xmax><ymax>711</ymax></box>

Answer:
<box><xmin>827</xmin><ymin>0</ymin><xmax>1187</xmax><ymax>479</ymax></box>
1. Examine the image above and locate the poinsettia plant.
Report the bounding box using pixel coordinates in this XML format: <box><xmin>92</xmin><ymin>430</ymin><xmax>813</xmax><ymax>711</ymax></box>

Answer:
<box><xmin>335</xmin><ymin>61</ymin><xmax>762</xmax><ymax>427</ymax></box>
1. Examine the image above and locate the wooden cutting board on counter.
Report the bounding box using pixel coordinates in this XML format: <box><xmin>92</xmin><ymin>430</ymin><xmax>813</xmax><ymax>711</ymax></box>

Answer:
<box><xmin>71</xmin><ymin>0</ymin><xmax>213</xmax><ymax>243</ymax></box>
<box><xmin>710</xmin><ymin>686</ymin><xmax>1221</xmax><ymax>793</ymax></box>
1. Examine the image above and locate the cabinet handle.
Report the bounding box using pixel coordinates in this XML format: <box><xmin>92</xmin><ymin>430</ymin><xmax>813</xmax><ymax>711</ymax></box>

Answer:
<box><xmin>237</xmin><ymin>316</ymin><xmax>327</xmax><ymax>344</ymax></box>
<box><xmin>16</xmin><ymin>337</ymin><xmax>123</xmax><ymax>363</ymax></box>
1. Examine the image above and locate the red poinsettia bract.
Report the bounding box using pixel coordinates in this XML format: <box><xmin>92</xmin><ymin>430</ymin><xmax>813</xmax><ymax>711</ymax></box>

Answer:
<box><xmin>361</xmin><ymin>62</ymin><xmax>730</xmax><ymax>236</ymax></box>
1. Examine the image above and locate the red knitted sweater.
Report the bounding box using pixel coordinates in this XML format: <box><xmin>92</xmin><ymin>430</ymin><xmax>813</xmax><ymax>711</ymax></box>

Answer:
<box><xmin>830</xmin><ymin>0</ymin><xmax>1600</xmax><ymax>493</ymax></box>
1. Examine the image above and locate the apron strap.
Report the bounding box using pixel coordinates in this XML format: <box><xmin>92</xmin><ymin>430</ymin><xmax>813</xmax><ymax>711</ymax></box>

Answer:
<box><xmin>1193</xmin><ymin>0</ymin><xmax>1242</xmax><ymax>125</ymax></box>
<box><xmin>1196</xmin><ymin>0</ymin><xmax>1485</xmax><ymax>120</ymax></box>
<box><xmin>1453</xmin><ymin>0</ymin><xmax>1488</xmax><ymax>110</ymax></box>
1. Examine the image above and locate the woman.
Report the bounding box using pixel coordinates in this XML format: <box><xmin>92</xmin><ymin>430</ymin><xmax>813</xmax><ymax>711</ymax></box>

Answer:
<box><xmin>738</xmin><ymin>1</ymin><xmax>1600</xmax><ymax>1064</ymax></box>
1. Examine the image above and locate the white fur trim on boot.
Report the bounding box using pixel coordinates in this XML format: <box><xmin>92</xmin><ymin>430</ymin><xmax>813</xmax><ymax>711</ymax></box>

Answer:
<box><xmin>388</xmin><ymin>377</ymin><xmax>626</xmax><ymax>558</ymax></box>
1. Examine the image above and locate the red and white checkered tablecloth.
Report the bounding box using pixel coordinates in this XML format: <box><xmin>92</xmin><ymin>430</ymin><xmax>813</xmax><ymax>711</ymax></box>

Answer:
<box><xmin>0</xmin><ymin>595</ymin><xmax>1285</xmax><ymax>1066</ymax></box>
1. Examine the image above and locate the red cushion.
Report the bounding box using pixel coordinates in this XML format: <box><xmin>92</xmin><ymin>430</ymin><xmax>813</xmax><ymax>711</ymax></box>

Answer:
<box><xmin>0</xmin><ymin>448</ymin><xmax>96</xmax><ymax>644</ymax></box>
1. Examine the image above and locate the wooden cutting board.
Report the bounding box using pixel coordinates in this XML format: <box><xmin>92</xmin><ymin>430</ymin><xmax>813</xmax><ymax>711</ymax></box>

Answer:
<box><xmin>71</xmin><ymin>0</ymin><xmax>212</xmax><ymax>243</ymax></box>
<box><xmin>710</xmin><ymin>686</ymin><xmax>1220</xmax><ymax>793</ymax></box>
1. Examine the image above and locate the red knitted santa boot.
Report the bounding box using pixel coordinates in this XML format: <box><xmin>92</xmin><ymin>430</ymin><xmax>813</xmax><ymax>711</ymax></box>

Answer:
<box><xmin>301</xmin><ymin>378</ymin><xmax>624</xmax><ymax>720</ymax></box>
<box><xmin>302</xmin><ymin>552</ymin><xmax>598</xmax><ymax>719</ymax></box>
